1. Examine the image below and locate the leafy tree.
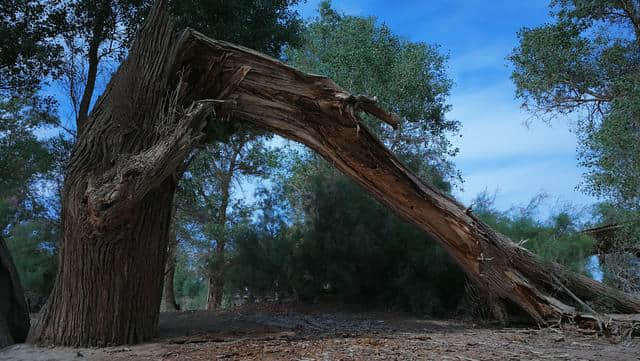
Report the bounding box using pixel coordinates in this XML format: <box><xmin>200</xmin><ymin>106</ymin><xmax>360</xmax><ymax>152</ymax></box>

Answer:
<box><xmin>287</xmin><ymin>0</ymin><xmax>459</xmax><ymax>183</ymax></box>
<box><xmin>510</xmin><ymin>0</ymin><xmax>639</xmax><ymax>292</ymax></box>
<box><xmin>0</xmin><ymin>0</ymin><xmax>65</xmax><ymax>93</ymax></box>
<box><xmin>229</xmin><ymin>1</ymin><xmax>467</xmax><ymax>315</ymax></box>
<box><xmin>287</xmin><ymin>160</ymin><xmax>466</xmax><ymax>315</ymax></box>
<box><xmin>176</xmin><ymin>132</ymin><xmax>281</xmax><ymax>309</ymax></box>
<box><xmin>0</xmin><ymin>96</ymin><xmax>58</xmax><ymax>310</ymax></box>
<box><xmin>510</xmin><ymin>0</ymin><xmax>640</xmax><ymax>212</ymax></box>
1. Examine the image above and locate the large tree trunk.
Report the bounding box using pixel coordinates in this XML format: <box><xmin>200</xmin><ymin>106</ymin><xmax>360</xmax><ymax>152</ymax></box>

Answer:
<box><xmin>28</xmin><ymin>0</ymin><xmax>640</xmax><ymax>346</ymax></box>
<box><xmin>27</xmin><ymin>3</ymin><xmax>217</xmax><ymax>346</ymax></box>
<box><xmin>0</xmin><ymin>236</ymin><xmax>30</xmax><ymax>348</ymax></box>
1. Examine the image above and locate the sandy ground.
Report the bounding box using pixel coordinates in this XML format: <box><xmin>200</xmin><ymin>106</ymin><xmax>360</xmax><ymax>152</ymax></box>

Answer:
<box><xmin>1</xmin><ymin>306</ymin><xmax>639</xmax><ymax>361</ymax></box>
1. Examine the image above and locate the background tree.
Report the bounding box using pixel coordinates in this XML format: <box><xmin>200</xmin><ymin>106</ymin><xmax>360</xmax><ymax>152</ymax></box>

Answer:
<box><xmin>162</xmin><ymin>0</ymin><xmax>302</xmax><ymax>311</ymax></box>
<box><xmin>176</xmin><ymin>132</ymin><xmax>280</xmax><ymax>310</ymax></box>
<box><xmin>237</xmin><ymin>1</ymin><xmax>467</xmax><ymax>314</ymax></box>
<box><xmin>287</xmin><ymin>1</ymin><xmax>459</xmax><ymax>184</ymax></box>
<box><xmin>510</xmin><ymin>0</ymin><xmax>640</xmax><ymax>292</ymax></box>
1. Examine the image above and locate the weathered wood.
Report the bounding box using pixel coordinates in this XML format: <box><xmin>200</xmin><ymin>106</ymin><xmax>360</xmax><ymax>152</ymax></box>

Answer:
<box><xmin>27</xmin><ymin>0</ymin><xmax>640</xmax><ymax>346</ymax></box>
<box><xmin>0</xmin><ymin>236</ymin><xmax>30</xmax><ymax>348</ymax></box>
<box><xmin>171</xmin><ymin>30</ymin><xmax>640</xmax><ymax>323</ymax></box>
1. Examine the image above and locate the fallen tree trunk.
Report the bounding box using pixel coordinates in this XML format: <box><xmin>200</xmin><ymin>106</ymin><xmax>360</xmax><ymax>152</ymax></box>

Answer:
<box><xmin>27</xmin><ymin>0</ymin><xmax>640</xmax><ymax>346</ymax></box>
<box><xmin>173</xmin><ymin>33</ymin><xmax>640</xmax><ymax>323</ymax></box>
<box><xmin>0</xmin><ymin>235</ymin><xmax>30</xmax><ymax>348</ymax></box>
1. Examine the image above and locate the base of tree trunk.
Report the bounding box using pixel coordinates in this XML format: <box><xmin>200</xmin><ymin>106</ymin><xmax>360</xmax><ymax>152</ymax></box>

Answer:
<box><xmin>0</xmin><ymin>236</ymin><xmax>30</xmax><ymax>348</ymax></box>
<box><xmin>206</xmin><ymin>272</ymin><xmax>224</xmax><ymax>311</ymax></box>
<box><xmin>27</xmin><ymin>188</ymin><xmax>175</xmax><ymax>346</ymax></box>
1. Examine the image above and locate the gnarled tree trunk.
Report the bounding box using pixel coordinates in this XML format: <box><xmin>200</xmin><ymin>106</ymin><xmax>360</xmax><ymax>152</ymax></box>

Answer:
<box><xmin>0</xmin><ymin>236</ymin><xmax>30</xmax><ymax>348</ymax></box>
<box><xmin>28</xmin><ymin>0</ymin><xmax>640</xmax><ymax>346</ymax></box>
<box><xmin>27</xmin><ymin>4</ymin><xmax>216</xmax><ymax>346</ymax></box>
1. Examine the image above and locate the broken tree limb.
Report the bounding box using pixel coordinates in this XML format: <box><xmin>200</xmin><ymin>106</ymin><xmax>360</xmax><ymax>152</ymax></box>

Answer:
<box><xmin>171</xmin><ymin>28</ymin><xmax>640</xmax><ymax>323</ymax></box>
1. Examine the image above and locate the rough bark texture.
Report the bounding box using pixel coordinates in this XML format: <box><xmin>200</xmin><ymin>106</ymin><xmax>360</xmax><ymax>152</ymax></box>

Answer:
<box><xmin>27</xmin><ymin>3</ymin><xmax>218</xmax><ymax>346</ymax></box>
<box><xmin>0</xmin><ymin>235</ymin><xmax>30</xmax><ymax>348</ymax></box>
<box><xmin>28</xmin><ymin>0</ymin><xmax>640</xmax><ymax>346</ymax></box>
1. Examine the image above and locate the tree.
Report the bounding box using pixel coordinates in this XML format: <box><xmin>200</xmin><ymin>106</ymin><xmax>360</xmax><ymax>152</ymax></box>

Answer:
<box><xmin>27</xmin><ymin>0</ymin><xmax>640</xmax><ymax>346</ymax></box>
<box><xmin>271</xmin><ymin>3</ymin><xmax>465</xmax><ymax>313</ymax></box>
<box><xmin>0</xmin><ymin>0</ymin><xmax>65</xmax><ymax>94</ymax></box>
<box><xmin>176</xmin><ymin>132</ymin><xmax>279</xmax><ymax>310</ymax></box>
<box><xmin>509</xmin><ymin>0</ymin><xmax>640</xmax><ymax>212</ymax></box>
<box><xmin>510</xmin><ymin>0</ymin><xmax>640</xmax><ymax>293</ymax></box>
<box><xmin>287</xmin><ymin>1</ymin><xmax>459</xmax><ymax>184</ymax></box>
<box><xmin>4</xmin><ymin>0</ymin><xmax>302</xmax><ymax>315</ymax></box>
<box><xmin>0</xmin><ymin>235</ymin><xmax>30</xmax><ymax>348</ymax></box>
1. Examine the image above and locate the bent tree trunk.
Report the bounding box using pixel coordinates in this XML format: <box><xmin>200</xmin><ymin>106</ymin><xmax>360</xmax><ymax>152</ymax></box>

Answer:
<box><xmin>0</xmin><ymin>236</ymin><xmax>30</xmax><ymax>347</ymax></box>
<box><xmin>28</xmin><ymin>0</ymin><xmax>640</xmax><ymax>346</ymax></box>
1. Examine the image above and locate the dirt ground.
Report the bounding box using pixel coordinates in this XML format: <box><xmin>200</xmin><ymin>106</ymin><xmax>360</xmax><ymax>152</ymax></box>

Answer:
<box><xmin>1</xmin><ymin>305</ymin><xmax>639</xmax><ymax>361</ymax></box>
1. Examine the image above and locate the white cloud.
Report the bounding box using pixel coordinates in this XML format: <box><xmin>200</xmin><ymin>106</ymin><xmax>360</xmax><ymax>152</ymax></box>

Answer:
<box><xmin>450</xmin><ymin>81</ymin><xmax>578</xmax><ymax>163</ymax></box>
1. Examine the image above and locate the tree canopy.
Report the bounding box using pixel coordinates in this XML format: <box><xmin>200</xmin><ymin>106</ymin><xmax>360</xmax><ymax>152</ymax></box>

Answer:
<box><xmin>510</xmin><ymin>0</ymin><xmax>640</xmax><ymax>211</ymax></box>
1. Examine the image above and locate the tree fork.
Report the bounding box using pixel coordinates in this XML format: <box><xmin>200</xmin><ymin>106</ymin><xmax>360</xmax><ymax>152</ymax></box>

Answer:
<box><xmin>29</xmin><ymin>0</ymin><xmax>640</xmax><ymax>346</ymax></box>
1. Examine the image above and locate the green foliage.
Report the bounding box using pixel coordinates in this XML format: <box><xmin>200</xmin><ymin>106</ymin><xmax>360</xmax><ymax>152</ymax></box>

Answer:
<box><xmin>5</xmin><ymin>220</ymin><xmax>58</xmax><ymax>310</ymax></box>
<box><xmin>0</xmin><ymin>98</ymin><xmax>55</xmax><ymax>214</ymax></box>
<box><xmin>473</xmin><ymin>191</ymin><xmax>595</xmax><ymax>274</ymax></box>
<box><xmin>221</xmin><ymin>2</ymin><xmax>466</xmax><ymax>315</ymax></box>
<box><xmin>226</xmin><ymin>158</ymin><xmax>466</xmax><ymax>316</ymax></box>
<box><xmin>0</xmin><ymin>0</ymin><xmax>66</xmax><ymax>93</ymax></box>
<box><xmin>286</xmin><ymin>0</ymin><xmax>459</xmax><ymax>183</ymax></box>
<box><xmin>287</xmin><ymin>162</ymin><xmax>465</xmax><ymax>315</ymax></box>
<box><xmin>170</xmin><ymin>0</ymin><xmax>303</xmax><ymax>57</ymax></box>
<box><xmin>226</xmin><ymin>223</ymin><xmax>300</xmax><ymax>299</ymax></box>
<box><xmin>510</xmin><ymin>0</ymin><xmax>640</xmax><ymax>210</ymax></box>
<box><xmin>172</xmin><ymin>246</ymin><xmax>208</xmax><ymax>310</ymax></box>
<box><xmin>591</xmin><ymin>203</ymin><xmax>640</xmax><ymax>294</ymax></box>
<box><xmin>0</xmin><ymin>95</ymin><xmax>59</xmax><ymax>311</ymax></box>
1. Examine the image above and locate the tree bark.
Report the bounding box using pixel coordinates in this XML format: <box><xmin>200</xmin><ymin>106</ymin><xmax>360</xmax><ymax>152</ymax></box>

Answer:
<box><xmin>28</xmin><ymin>0</ymin><xmax>640</xmax><ymax>346</ymax></box>
<box><xmin>27</xmin><ymin>3</ymin><xmax>220</xmax><ymax>346</ymax></box>
<box><xmin>206</xmin><ymin>266</ymin><xmax>224</xmax><ymax>311</ymax></box>
<box><xmin>0</xmin><ymin>235</ymin><xmax>30</xmax><ymax>348</ymax></box>
<box><xmin>161</xmin><ymin>219</ymin><xmax>179</xmax><ymax>312</ymax></box>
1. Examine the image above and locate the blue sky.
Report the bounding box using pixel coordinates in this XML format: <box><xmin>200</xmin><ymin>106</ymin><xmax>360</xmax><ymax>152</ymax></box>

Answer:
<box><xmin>295</xmin><ymin>0</ymin><xmax>599</xmax><ymax>216</ymax></box>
